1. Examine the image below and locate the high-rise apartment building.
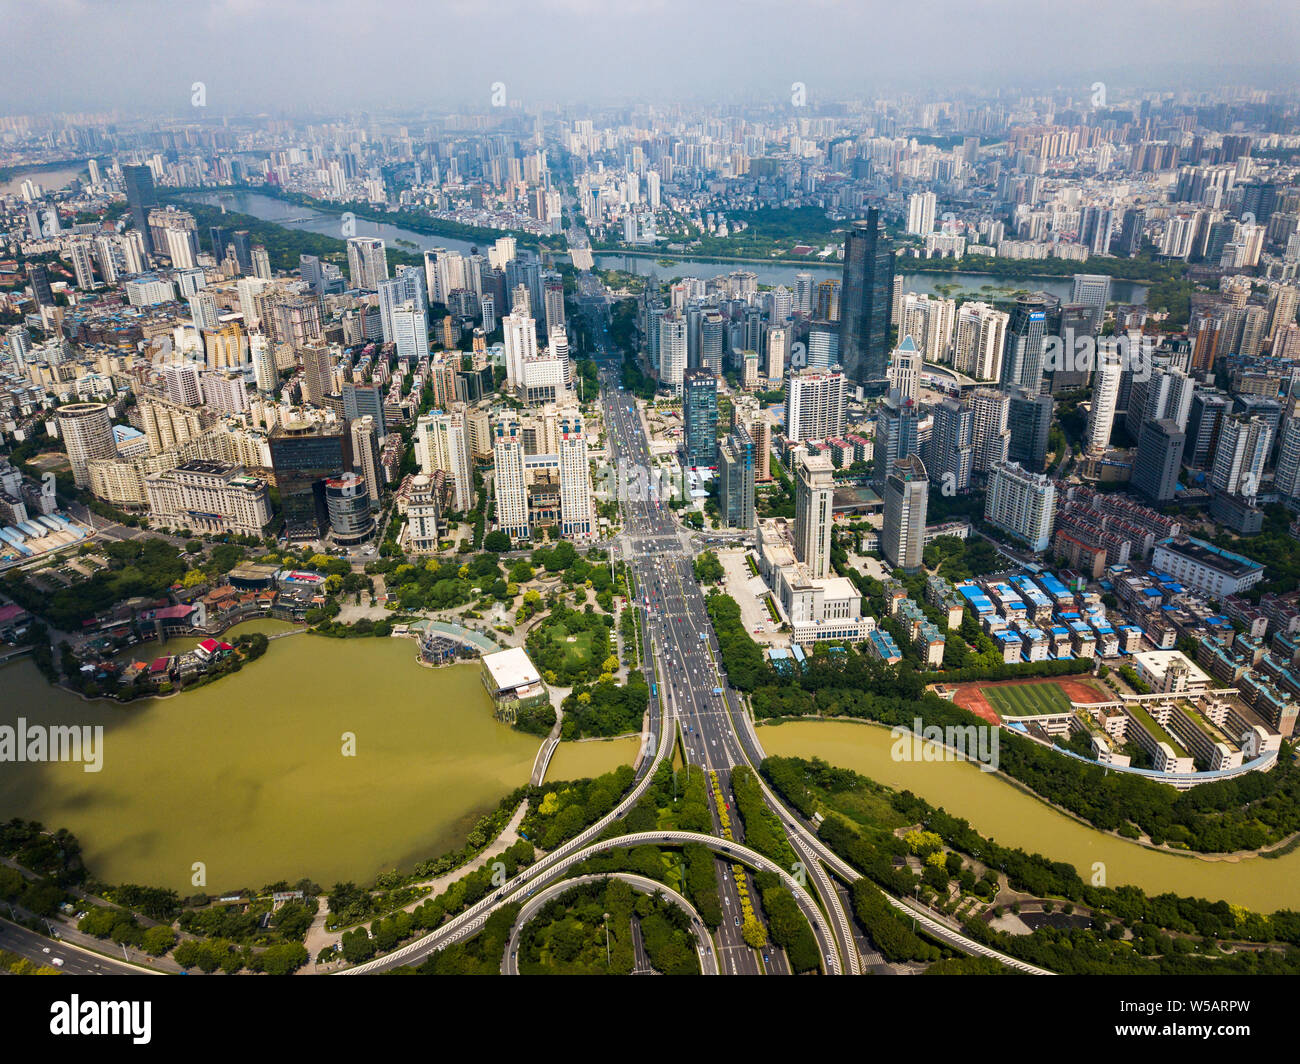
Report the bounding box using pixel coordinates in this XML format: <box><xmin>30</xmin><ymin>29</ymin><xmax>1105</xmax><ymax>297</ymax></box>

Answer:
<box><xmin>785</xmin><ymin>368</ymin><xmax>846</xmax><ymax>442</ymax></box>
<box><xmin>927</xmin><ymin>397</ymin><xmax>974</xmax><ymax>493</ymax></box>
<box><xmin>56</xmin><ymin>402</ymin><xmax>115</xmax><ymax>488</ymax></box>
<box><xmin>1086</xmin><ymin>353</ymin><xmax>1123</xmax><ymax>454</ymax></box>
<box><xmin>346</xmin><ymin>237</ymin><xmax>388</xmax><ymax>291</ymax></box>
<box><xmin>882</xmin><ymin>454</ymin><xmax>928</xmax><ymax>573</ymax></box>
<box><xmin>985</xmin><ymin>461</ymin><xmax>1056</xmax><ymax>552</ymax></box>
<box><xmin>951</xmin><ymin>302</ymin><xmax>1008</xmax><ymax>380</ymax></box>
<box><xmin>416</xmin><ymin>407</ymin><xmax>475</xmax><ymax>513</ymax></box>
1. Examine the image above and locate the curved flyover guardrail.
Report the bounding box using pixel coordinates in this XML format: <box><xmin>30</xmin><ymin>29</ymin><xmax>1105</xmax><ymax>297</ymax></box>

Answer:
<box><xmin>500</xmin><ymin>872</ymin><xmax>718</xmax><ymax>975</ymax></box>
<box><xmin>337</xmin><ymin>684</ymin><xmax>678</xmax><ymax>975</ymax></box>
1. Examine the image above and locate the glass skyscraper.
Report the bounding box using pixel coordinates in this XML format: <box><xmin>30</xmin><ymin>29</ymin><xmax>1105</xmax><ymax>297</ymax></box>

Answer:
<box><xmin>122</xmin><ymin>164</ymin><xmax>158</xmax><ymax>256</ymax></box>
<box><xmin>682</xmin><ymin>369</ymin><xmax>718</xmax><ymax>468</ymax></box>
<box><xmin>999</xmin><ymin>294</ymin><xmax>1050</xmax><ymax>393</ymax></box>
<box><xmin>838</xmin><ymin>208</ymin><xmax>894</xmax><ymax>390</ymax></box>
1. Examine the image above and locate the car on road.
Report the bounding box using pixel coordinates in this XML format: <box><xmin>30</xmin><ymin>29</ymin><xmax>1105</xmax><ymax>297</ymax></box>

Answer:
<box><xmin>734</xmin><ymin>917</ymin><xmax>740</xmax><ymax>927</ymax></box>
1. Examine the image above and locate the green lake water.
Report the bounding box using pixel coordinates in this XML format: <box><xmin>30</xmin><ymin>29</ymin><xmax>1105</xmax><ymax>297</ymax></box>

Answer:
<box><xmin>0</xmin><ymin>623</ymin><xmax>539</xmax><ymax>892</ymax></box>
<box><xmin>758</xmin><ymin>720</ymin><xmax>1300</xmax><ymax>912</ymax></box>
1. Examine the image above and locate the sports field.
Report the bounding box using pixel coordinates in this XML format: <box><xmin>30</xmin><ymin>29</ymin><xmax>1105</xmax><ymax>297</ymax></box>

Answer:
<box><xmin>981</xmin><ymin>681</ymin><xmax>1074</xmax><ymax>718</ymax></box>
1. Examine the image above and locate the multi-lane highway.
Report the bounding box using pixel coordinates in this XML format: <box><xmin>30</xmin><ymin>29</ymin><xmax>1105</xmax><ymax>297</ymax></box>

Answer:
<box><xmin>340</xmin><ymin>261</ymin><xmax>1050</xmax><ymax>978</ymax></box>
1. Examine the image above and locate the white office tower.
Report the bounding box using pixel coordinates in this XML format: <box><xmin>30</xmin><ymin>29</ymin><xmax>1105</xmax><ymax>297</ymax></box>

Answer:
<box><xmin>906</xmin><ymin>190</ymin><xmax>937</xmax><ymax>237</ymax></box>
<box><xmin>951</xmin><ymin>302</ymin><xmax>1008</xmax><ymax>380</ymax></box>
<box><xmin>511</xmin><ymin>282</ymin><xmax>531</xmax><ymax>317</ymax></box>
<box><xmin>1138</xmin><ymin>365</ymin><xmax>1195</xmax><ymax>431</ymax></box>
<box><xmin>251</xmin><ymin>334</ymin><xmax>278</xmax><ymax>393</ymax></box>
<box><xmin>769</xmin><ymin>285</ymin><xmax>793</xmax><ymax>325</ymax></box>
<box><xmin>70</xmin><ymin>239</ymin><xmax>96</xmax><ymax>290</ymax></box>
<box><xmin>557</xmin><ymin>413</ymin><xmax>594</xmax><ymax>538</ymax></box>
<box><xmin>390</xmin><ymin>300</ymin><xmax>429</xmax><ymax>360</ymax></box>
<box><xmin>766</xmin><ymin>327</ymin><xmax>788</xmax><ymax>382</ymax></box>
<box><xmin>346</xmin><ymin>237</ymin><xmax>388</xmax><ymax>290</ymax></box>
<box><xmin>350</xmin><ymin>415</ymin><xmax>383</xmax><ymax>503</ymax></box>
<box><xmin>969</xmin><ymin>387</ymin><xmax>1011</xmax><ymax>474</ymax></box>
<box><xmin>252</xmin><ymin>246</ymin><xmax>272</xmax><ymax>280</ymax></box>
<box><xmin>416</xmin><ymin>407</ymin><xmax>475</xmax><ymax>512</ymax></box>
<box><xmin>896</xmin><ymin>292</ymin><xmax>956</xmax><ymax>366</ymax></box>
<box><xmin>888</xmin><ymin>335</ymin><xmax>922</xmax><ymax>403</ymax></box>
<box><xmin>490</xmin><ymin>236</ymin><xmax>517</xmax><ymax>269</ymax></box>
<box><xmin>406</xmin><ymin>475</ymin><xmax>442</xmax><ymax>553</ymax></box>
<box><xmin>548</xmin><ymin>324</ymin><xmax>570</xmax><ymax>364</ymax></box>
<box><xmin>423</xmin><ymin>247</ymin><xmax>446</xmax><ymax>303</ymax></box>
<box><xmin>480</xmin><ymin>293</ymin><xmax>497</xmax><ymax>334</ymax></box>
<box><xmin>1086</xmin><ymin>352</ymin><xmax>1123</xmax><ymax>454</ymax></box>
<box><xmin>189</xmin><ymin>290</ymin><xmax>221</xmax><ymax>332</ymax></box>
<box><xmin>236</xmin><ymin>277</ymin><xmax>273</xmax><ymax>329</ymax></box>
<box><xmin>1070</xmin><ymin>274</ymin><xmax>1112</xmax><ymax>334</ymax></box>
<box><xmin>793</xmin><ymin>449</ymin><xmax>835</xmax><ymax>579</ymax></box>
<box><xmin>785</xmin><ymin>368</ymin><xmax>846</xmax><ymax>442</ymax></box>
<box><xmin>794</xmin><ymin>272</ymin><xmax>815</xmax><ymax>316</ymax></box>
<box><xmin>493</xmin><ymin>417</ymin><xmax>529</xmax><ymax>539</ymax></box>
<box><xmin>379</xmin><ymin>267</ymin><xmax>427</xmax><ymax>342</ymax></box>
<box><xmin>1210</xmin><ymin>415</ymin><xmax>1272</xmax><ymax>499</ymax></box>
<box><xmin>503</xmin><ymin>312</ymin><xmax>538</xmax><ymax>393</ymax></box>
<box><xmin>56</xmin><ymin>403</ymin><xmax>116</xmax><ymax>488</ymax></box>
<box><xmin>162</xmin><ymin>361</ymin><xmax>204</xmax><ymax>406</ymax></box>
<box><xmin>658</xmin><ymin>314</ymin><xmax>687</xmax><ymax>394</ymax></box>
<box><xmin>984</xmin><ymin>461</ymin><xmax>1056</xmax><ymax>552</ymax></box>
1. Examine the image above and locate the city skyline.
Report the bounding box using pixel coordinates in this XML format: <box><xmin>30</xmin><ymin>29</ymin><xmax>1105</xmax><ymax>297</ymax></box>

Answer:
<box><xmin>4</xmin><ymin>0</ymin><xmax>1300</xmax><ymax>114</ymax></box>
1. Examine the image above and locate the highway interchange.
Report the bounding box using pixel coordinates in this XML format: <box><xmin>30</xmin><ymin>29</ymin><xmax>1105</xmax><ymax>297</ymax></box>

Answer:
<box><xmin>335</xmin><ymin>257</ymin><xmax>1053</xmax><ymax>978</ymax></box>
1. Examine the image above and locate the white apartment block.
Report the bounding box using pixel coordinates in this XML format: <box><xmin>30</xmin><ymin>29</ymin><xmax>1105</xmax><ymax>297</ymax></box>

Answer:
<box><xmin>984</xmin><ymin>461</ymin><xmax>1056</xmax><ymax>552</ymax></box>
<box><xmin>785</xmin><ymin>369</ymin><xmax>846</xmax><ymax>442</ymax></box>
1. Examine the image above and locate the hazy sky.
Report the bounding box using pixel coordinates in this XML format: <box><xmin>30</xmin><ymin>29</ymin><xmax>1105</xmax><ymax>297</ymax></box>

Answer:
<box><xmin>4</xmin><ymin>0</ymin><xmax>1299</xmax><ymax>115</ymax></box>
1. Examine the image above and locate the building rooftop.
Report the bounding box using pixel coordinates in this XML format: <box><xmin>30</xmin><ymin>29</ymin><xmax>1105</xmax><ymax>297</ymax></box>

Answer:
<box><xmin>482</xmin><ymin>647</ymin><xmax>542</xmax><ymax>693</ymax></box>
<box><xmin>1156</xmin><ymin>536</ymin><xmax>1263</xmax><ymax>579</ymax></box>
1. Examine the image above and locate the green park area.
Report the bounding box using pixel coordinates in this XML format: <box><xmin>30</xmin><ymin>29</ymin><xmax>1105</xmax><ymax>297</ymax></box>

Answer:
<box><xmin>525</xmin><ymin>604</ymin><xmax>614</xmax><ymax>686</ymax></box>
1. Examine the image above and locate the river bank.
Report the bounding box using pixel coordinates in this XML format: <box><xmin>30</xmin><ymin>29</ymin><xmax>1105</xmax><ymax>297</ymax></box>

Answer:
<box><xmin>757</xmin><ymin>717</ymin><xmax>1300</xmax><ymax>911</ymax></box>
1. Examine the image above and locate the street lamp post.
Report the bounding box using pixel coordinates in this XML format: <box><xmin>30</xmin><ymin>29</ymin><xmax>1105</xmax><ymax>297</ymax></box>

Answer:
<box><xmin>603</xmin><ymin>912</ymin><xmax>610</xmax><ymax>968</ymax></box>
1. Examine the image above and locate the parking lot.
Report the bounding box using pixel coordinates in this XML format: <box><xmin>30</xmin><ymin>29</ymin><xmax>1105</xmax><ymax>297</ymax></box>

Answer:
<box><xmin>716</xmin><ymin>547</ymin><xmax>783</xmax><ymax>644</ymax></box>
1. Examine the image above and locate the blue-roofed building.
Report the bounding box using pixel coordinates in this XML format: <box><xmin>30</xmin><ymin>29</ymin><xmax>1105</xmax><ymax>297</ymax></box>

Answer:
<box><xmin>866</xmin><ymin>628</ymin><xmax>902</xmax><ymax>665</ymax></box>
<box><xmin>1152</xmin><ymin>537</ymin><xmax>1265</xmax><ymax>598</ymax></box>
<box><xmin>956</xmin><ymin>582</ymin><xmax>995</xmax><ymax>615</ymax></box>
<box><xmin>995</xmin><ymin>629</ymin><xmax>1023</xmax><ymax>663</ymax></box>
